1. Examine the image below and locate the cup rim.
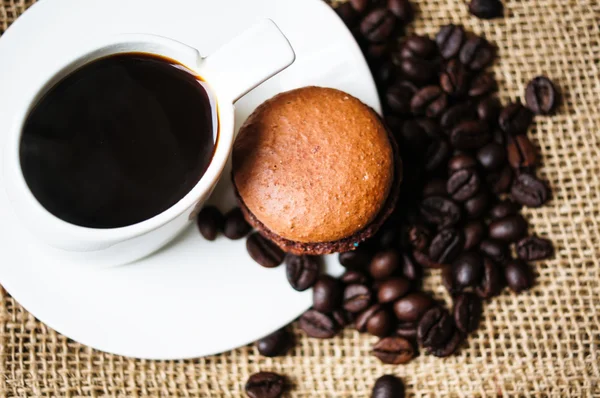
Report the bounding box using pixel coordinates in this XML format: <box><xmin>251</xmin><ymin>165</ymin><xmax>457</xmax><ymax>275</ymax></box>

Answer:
<box><xmin>6</xmin><ymin>34</ymin><xmax>236</xmax><ymax>243</ymax></box>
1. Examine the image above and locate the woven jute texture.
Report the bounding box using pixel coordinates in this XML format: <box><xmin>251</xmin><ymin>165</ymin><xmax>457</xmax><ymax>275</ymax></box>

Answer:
<box><xmin>1</xmin><ymin>0</ymin><xmax>600</xmax><ymax>396</ymax></box>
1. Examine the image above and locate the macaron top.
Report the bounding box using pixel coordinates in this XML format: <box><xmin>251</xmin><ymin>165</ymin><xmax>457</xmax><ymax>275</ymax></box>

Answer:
<box><xmin>232</xmin><ymin>86</ymin><xmax>395</xmax><ymax>243</ymax></box>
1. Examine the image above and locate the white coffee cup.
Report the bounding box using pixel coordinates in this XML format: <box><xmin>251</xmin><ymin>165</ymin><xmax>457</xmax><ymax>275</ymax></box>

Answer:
<box><xmin>3</xmin><ymin>19</ymin><xmax>295</xmax><ymax>265</ymax></box>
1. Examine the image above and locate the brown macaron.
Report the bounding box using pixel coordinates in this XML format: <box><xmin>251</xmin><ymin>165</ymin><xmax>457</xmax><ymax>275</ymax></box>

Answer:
<box><xmin>232</xmin><ymin>86</ymin><xmax>401</xmax><ymax>255</ymax></box>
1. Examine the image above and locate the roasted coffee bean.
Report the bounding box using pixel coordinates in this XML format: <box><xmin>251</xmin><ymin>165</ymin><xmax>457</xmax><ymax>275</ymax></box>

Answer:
<box><xmin>436</xmin><ymin>24</ymin><xmax>465</xmax><ymax>59</ymax></box>
<box><xmin>440</xmin><ymin>59</ymin><xmax>471</xmax><ymax>96</ymax></box>
<box><xmin>447</xmin><ymin>169</ymin><xmax>481</xmax><ymax>202</ymax></box>
<box><xmin>371</xmin><ymin>374</ymin><xmax>405</xmax><ymax>398</ymax></box>
<box><xmin>299</xmin><ymin>309</ymin><xmax>339</xmax><ymax>339</ymax></box>
<box><xmin>463</xmin><ymin>220</ymin><xmax>486</xmax><ymax>250</ymax></box>
<box><xmin>489</xmin><ymin>200</ymin><xmax>519</xmax><ymax>220</ymax></box>
<box><xmin>468</xmin><ymin>0</ymin><xmax>504</xmax><ymax>19</ymax></box>
<box><xmin>332</xmin><ymin>309</ymin><xmax>354</xmax><ymax>328</ymax></box>
<box><xmin>477</xmin><ymin>142</ymin><xmax>506</xmax><ymax>171</ymax></box>
<box><xmin>412</xmin><ymin>250</ymin><xmax>439</xmax><ymax>269</ymax></box>
<box><xmin>507</xmin><ymin>134</ymin><xmax>538</xmax><ymax>170</ymax></box>
<box><xmin>343</xmin><ymin>284</ymin><xmax>373</xmax><ymax>313</ymax></box>
<box><xmin>341</xmin><ymin>270</ymin><xmax>370</xmax><ymax>285</ymax></box>
<box><xmin>486</xmin><ymin>166</ymin><xmax>513</xmax><ymax>194</ymax></box>
<box><xmin>448</xmin><ymin>154</ymin><xmax>478</xmax><ymax>174</ymax></box>
<box><xmin>373</xmin><ymin>336</ymin><xmax>415</xmax><ymax>364</ymax></box>
<box><xmin>400</xmin><ymin>35</ymin><xmax>437</xmax><ymax>59</ymax></box>
<box><xmin>525</xmin><ymin>76</ymin><xmax>559</xmax><ymax>115</ymax></box>
<box><xmin>516</xmin><ymin>236</ymin><xmax>554</xmax><ymax>261</ymax></box>
<box><xmin>468</xmin><ymin>72</ymin><xmax>497</xmax><ymax>97</ymax></box>
<box><xmin>223</xmin><ymin>208</ymin><xmax>252</xmax><ymax>240</ymax></box>
<box><xmin>459</xmin><ymin>36</ymin><xmax>494</xmax><ymax>70</ymax></box>
<box><xmin>349</xmin><ymin>0</ymin><xmax>369</xmax><ymax>12</ymax></box>
<box><xmin>245</xmin><ymin>372</ymin><xmax>286</xmax><ymax>398</ymax></box>
<box><xmin>401</xmin><ymin>253</ymin><xmax>422</xmax><ymax>281</ymax></box>
<box><xmin>247</xmin><ymin>233</ymin><xmax>285</xmax><ymax>268</ymax></box>
<box><xmin>369</xmin><ymin>250</ymin><xmax>401</xmax><ymax>279</ymax></box>
<box><xmin>489</xmin><ymin>214</ymin><xmax>528</xmax><ymax>242</ymax></box>
<box><xmin>417</xmin><ymin>118</ymin><xmax>443</xmax><ymax>138</ymax></box>
<box><xmin>476</xmin><ymin>257</ymin><xmax>503</xmax><ymax>298</ymax></box>
<box><xmin>398</xmin><ymin>120</ymin><xmax>430</xmax><ymax>153</ymax></box>
<box><xmin>492</xmin><ymin>128</ymin><xmax>507</xmax><ymax>145</ymax></box>
<box><xmin>429</xmin><ymin>228</ymin><xmax>464</xmax><ymax>266</ymax></box>
<box><xmin>257</xmin><ymin>328</ymin><xmax>292</xmax><ymax>357</ymax></box>
<box><xmin>313</xmin><ymin>275</ymin><xmax>343</xmax><ymax>313</ymax></box>
<box><xmin>499</xmin><ymin>101</ymin><xmax>533</xmax><ymax>136</ymax></box>
<box><xmin>417</xmin><ymin>307</ymin><xmax>454</xmax><ymax>349</ymax></box>
<box><xmin>441</xmin><ymin>265</ymin><xmax>455</xmax><ymax>293</ymax></box>
<box><xmin>377</xmin><ymin>277</ymin><xmax>411</xmax><ymax>303</ymax></box>
<box><xmin>452</xmin><ymin>252</ymin><xmax>483</xmax><ymax>290</ymax></box>
<box><xmin>407</xmin><ymin>224</ymin><xmax>431</xmax><ymax>251</ymax></box>
<box><xmin>441</xmin><ymin>102</ymin><xmax>477</xmax><ymax>131</ymax></box>
<box><xmin>429</xmin><ymin>329</ymin><xmax>463</xmax><ymax>357</ymax></box>
<box><xmin>419</xmin><ymin>196</ymin><xmax>462</xmax><ymax>228</ymax></box>
<box><xmin>464</xmin><ymin>190</ymin><xmax>491</xmax><ymax>219</ymax></box>
<box><xmin>385</xmin><ymin>81</ymin><xmax>417</xmax><ymax>115</ymax></box>
<box><xmin>387</xmin><ymin>0</ymin><xmax>413</xmax><ymax>22</ymax></box>
<box><xmin>511</xmin><ymin>173</ymin><xmax>550</xmax><ymax>208</ymax></box>
<box><xmin>450</xmin><ymin>120</ymin><xmax>491</xmax><ymax>150</ymax></box>
<box><xmin>360</xmin><ymin>8</ymin><xmax>397</xmax><ymax>43</ymax></box>
<box><xmin>286</xmin><ymin>255</ymin><xmax>320</xmax><ymax>291</ymax></box>
<box><xmin>453</xmin><ymin>293</ymin><xmax>482</xmax><ymax>334</ymax></box>
<box><xmin>393</xmin><ymin>292</ymin><xmax>435</xmax><ymax>322</ymax></box>
<box><xmin>477</xmin><ymin>96</ymin><xmax>502</xmax><ymax>125</ymax></box>
<box><xmin>422</xmin><ymin>178</ymin><xmax>448</xmax><ymax>197</ymax></box>
<box><xmin>197</xmin><ymin>206</ymin><xmax>224</xmax><ymax>241</ymax></box>
<box><xmin>479</xmin><ymin>239</ymin><xmax>510</xmax><ymax>264</ymax></box>
<box><xmin>395</xmin><ymin>322</ymin><xmax>418</xmax><ymax>339</ymax></box>
<box><xmin>367</xmin><ymin>309</ymin><xmax>394</xmax><ymax>337</ymax></box>
<box><xmin>339</xmin><ymin>247</ymin><xmax>372</xmax><ymax>269</ymax></box>
<box><xmin>355</xmin><ymin>304</ymin><xmax>384</xmax><ymax>332</ymax></box>
<box><xmin>410</xmin><ymin>86</ymin><xmax>448</xmax><ymax>118</ymax></box>
<box><xmin>336</xmin><ymin>2</ymin><xmax>359</xmax><ymax>27</ymax></box>
<box><xmin>505</xmin><ymin>260</ymin><xmax>534</xmax><ymax>293</ymax></box>
<box><xmin>424</xmin><ymin>138</ymin><xmax>451</xmax><ymax>172</ymax></box>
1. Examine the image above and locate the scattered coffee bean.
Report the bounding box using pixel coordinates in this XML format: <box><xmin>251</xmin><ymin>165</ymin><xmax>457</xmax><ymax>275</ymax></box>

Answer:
<box><xmin>343</xmin><ymin>284</ymin><xmax>373</xmax><ymax>313</ymax></box>
<box><xmin>350</xmin><ymin>0</ymin><xmax>369</xmax><ymax>13</ymax></box>
<box><xmin>475</xmin><ymin>256</ymin><xmax>503</xmax><ymax>298</ymax></box>
<box><xmin>440</xmin><ymin>60</ymin><xmax>471</xmax><ymax>97</ymax></box>
<box><xmin>398</xmin><ymin>120</ymin><xmax>429</xmax><ymax>153</ymax></box>
<box><xmin>489</xmin><ymin>214</ymin><xmax>528</xmax><ymax>242</ymax></box>
<box><xmin>486</xmin><ymin>166</ymin><xmax>513</xmax><ymax>194</ymax></box>
<box><xmin>452</xmin><ymin>251</ymin><xmax>484</xmax><ymax>291</ymax></box>
<box><xmin>489</xmin><ymin>200</ymin><xmax>519</xmax><ymax>220</ymax></box>
<box><xmin>355</xmin><ymin>303</ymin><xmax>384</xmax><ymax>332</ymax></box>
<box><xmin>401</xmin><ymin>253</ymin><xmax>422</xmax><ymax>281</ymax></box>
<box><xmin>448</xmin><ymin>154</ymin><xmax>478</xmax><ymax>174</ymax></box>
<box><xmin>417</xmin><ymin>306</ymin><xmax>454</xmax><ymax>349</ymax></box>
<box><xmin>507</xmin><ymin>134</ymin><xmax>538</xmax><ymax>171</ymax></box>
<box><xmin>410</xmin><ymin>86</ymin><xmax>448</xmax><ymax>118</ymax></box>
<box><xmin>407</xmin><ymin>224</ymin><xmax>431</xmax><ymax>251</ymax></box>
<box><xmin>256</xmin><ymin>328</ymin><xmax>292</xmax><ymax>357</ymax></box>
<box><xmin>525</xmin><ymin>76</ymin><xmax>559</xmax><ymax>115</ymax></box>
<box><xmin>463</xmin><ymin>220</ymin><xmax>486</xmax><ymax>250</ymax></box>
<box><xmin>313</xmin><ymin>275</ymin><xmax>343</xmax><ymax>313</ymax></box>
<box><xmin>468</xmin><ymin>72</ymin><xmax>497</xmax><ymax>97</ymax></box>
<box><xmin>505</xmin><ymin>260</ymin><xmax>534</xmax><ymax>293</ymax></box>
<box><xmin>360</xmin><ymin>8</ymin><xmax>397</xmax><ymax>43</ymax></box>
<box><xmin>223</xmin><ymin>208</ymin><xmax>252</xmax><ymax>240</ymax></box>
<box><xmin>387</xmin><ymin>0</ymin><xmax>413</xmax><ymax>22</ymax></box>
<box><xmin>332</xmin><ymin>309</ymin><xmax>354</xmax><ymax>328</ymax></box>
<box><xmin>441</xmin><ymin>102</ymin><xmax>477</xmax><ymax>132</ymax></box>
<box><xmin>463</xmin><ymin>190</ymin><xmax>491</xmax><ymax>219</ymax></box>
<box><xmin>424</xmin><ymin>138</ymin><xmax>451</xmax><ymax>172</ymax></box>
<box><xmin>477</xmin><ymin>96</ymin><xmax>502</xmax><ymax>125</ymax></box>
<box><xmin>477</xmin><ymin>142</ymin><xmax>506</xmax><ymax>171</ymax></box>
<box><xmin>453</xmin><ymin>293</ymin><xmax>482</xmax><ymax>334</ymax></box>
<box><xmin>429</xmin><ymin>329</ymin><xmax>463</xmax><ymax>357</ymax></box>
<box><xmin>459</xmin><ymin>36</ymin><xmax>494</xmax><ymax>70</ymax></box>
<box><xmin>499</xmin><ymin>101</ymin><xmax>533</xmax><ymax>136</ymax></box>
<box><xmin>299</xmin><ymin>309</ymin><xmax>339</xmax><ymax>339</ymax></box>
<box><xmin>412</xmin><ymin>250</ymin><xmax>439</xmax><ymax>269</ymax></box>
<box><xmin>367</xmin><ymin>309</ymin><xmax>394</xmax><ymax>337</ymax></box>
<box><xmin>516</xmin><ymin>236</ymin><xmax>554</xmax><ymax>261</ymax></box>
<box><xmin>246</xmin><ymin>233</ymin><xmax>285</xmax><ymax>268</ymax></box>
<box><xmin>395</xmin><ymin>322</ymin><xmax>418</xmax><ymax>339</ymax></box>
<box><xmin>422</xmin><ymin>178</ymin><xmax>448</xmax><ymax>197</ymax></box>
<box><xmin>385</xmin><ymin>81</ymin><xmax>417</xmax><ymax>115</ymax></box>
<box><xmin>468</xmin><ymin>0</ymin><xmax>504</xmax><ymax>19</ymax></box>
<box><xmin>479</xmin><ymin>239</ymin><xmax>510</xmax><ymax>264</ymax></box>
<box><xmin>339</xmin><ymin>247</ymin><xmax>372</xmax><ymax>269</ymax></box>
<box><xmin>419</xmin><ymin>196</ymin><xmax>462</xmax><ymax>228</ymax></box>
<box><xmin>447</xmin><ymin>169</ymin><xmax>481</xmax><ymax>202</ymax></box>
<box><xmin>285</xmin><ymin>255</ymin><xmax>320</xmax><ymax>291</ymax></box>
<box><xmin>245</xmin><ymin>372</ymin><xmax>286</xmax><ymax>398</ymax></box>
<box><xmin>196</xmin><ymin>206</ymin><xmax>224</xmax><ymax>241</ymax></box>
<box><xmin>436</xmin><ymin>24</ymin><xmax>465</xmax><ymax>59</ymax></box>
<box><xmin>377</xmin><ymin>277</ymin><xmax>411</xmax><ymax>303</ymax></box>
<box><xmin>341</xmin><ymin>270</ymin><xmax>370</xmax><ymax>285</ymax></box>
<box><xmin>366</xmin><ymin>42</ymin><xmax>391</xmax><ymax>62</ymax></box>
<box><xmin>371</xmin><ymin>374</ymin><xmax>405</xmax><ymax>398</ymax></box>
<box><xmin>429</xmin><ymin>228</ymin><xmax>465</xmax><ymax>266</ymax></box>
<box><xmin>369</xmin><ymin>250</ymin><xmax>401</xmax><ymax>279</ymax></box>
<box><xmin>393</xmin><ymin>292</ymin><xmax>435</xmax><ymax>322</ymax></box>
<box><xmin>511</xmin><ymin>173</ymin><xmax>550</xmax><ymax>207</ymax></box>
<box><xmin>373</xmin><ymin>336</ymin><xmax>415</xmax><ymax>364</ymax></box>
<box><xmin>450</xmin><ymin>120</ymin><xmax>491</xmax><ymax>150</ymax></box>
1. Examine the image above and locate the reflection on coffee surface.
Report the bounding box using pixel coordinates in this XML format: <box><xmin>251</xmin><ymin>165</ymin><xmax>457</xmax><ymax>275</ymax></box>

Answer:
<box><xmin>20</xmin><ymin>53</ymin><xmax>216</xmax><ymax>228</ymax></box>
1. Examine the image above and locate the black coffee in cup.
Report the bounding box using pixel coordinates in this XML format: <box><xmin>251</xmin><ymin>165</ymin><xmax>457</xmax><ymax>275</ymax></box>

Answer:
<box><xmin>19</xmin><ymin>53</ymin><xmax>216</xmax><ymax>228</ymax></box>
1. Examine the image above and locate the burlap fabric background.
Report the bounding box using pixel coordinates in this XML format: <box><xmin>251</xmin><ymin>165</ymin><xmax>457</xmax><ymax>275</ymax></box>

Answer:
<box><xmin>1</xmin><ymin>0</ymin><xmax>599</xmax><ymax>396</ymax></box>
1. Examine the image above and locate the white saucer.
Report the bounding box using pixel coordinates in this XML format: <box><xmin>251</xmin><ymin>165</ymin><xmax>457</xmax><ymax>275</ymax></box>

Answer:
<box><xmin>0</xmin><ymin>0</ymin><xmax>380</xmax><ymax>359</ymax></box>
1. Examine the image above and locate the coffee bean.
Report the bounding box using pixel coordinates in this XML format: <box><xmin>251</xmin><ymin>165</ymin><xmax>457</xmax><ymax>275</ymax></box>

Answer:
<box><xmin>422</xmin><ymin>178</ymin><xmax>448</xmax><ymax>197</ymax></box>
<box><xmin>387</xmin><ymin>0</ymin><xmax>413</xmax><ymax>22</ymax></box>
<box><xmin>299</xmin><ymin>309</ymin><xmax>339</xmax><ymax>339</ymax></box>
<box><xmin>489</xmin><ymin>200</ymin><xmax>519</xmax><ymax>220</ymax></box>
<box><xmin>407</xmin><ymin>224</ymin><xmax>431</xmax><ymax>251</ymax></box>
<box><xmin>223</xmin><ymin>208</ymin><xmax>252</xmax><ymax>240</ymax></box>
<box><xmin>419</xmin><ymin>196</ymin><xmax>462</xmax><ymax>228</ymax></box>
<box><xmin>464</xmin><ymin>190</ymin><xmax>491</xmax><ymax>219</ymax></box>
<box><xmin>468</xmin><ymin>72</ymin><xmax>497</xmax><ymax>97</ymax></box>
<box><xmin>355</xmin><ymin>303</ymin><xmax>383</xmax><ymax>332</ymax></box>
<box><xmin>417</xmin><ymin>118</ymin><xmax>443</xmax><ymax>138</ymax></box>
<box><xmin>468</xmin><ymin>0</ymin><xmax>504</xmax><ymax>19</ymax></box>
<box><xmin>489</xmin><ymin>214</ymin><xmax>528</xmax><ymax>242</ymax></box>
<box><xmin>525</xmin><ymin>76</ymin><xmax>559</xmax><ymax>115</ymax></box>
<box><xmin>245</xmin><ymin>372</ymin><xmax>286</xmax><ymax>398</ymax></box>
<box><xmin>385</xmin><ymin>81</ymin><xmax>417</xmax><ymax>115</ymax></box>
<box><xmin>367</xmin><ymin>309</ymin><xmax>394</xmax><ymax>337</ymax></box>
<box><xmin>463</xmin><ymin>220</ymin><xmax>486</xmax><ymax>250</ymax></box>
<box><xmin>339</xmin><ymin>247</ymin><xmax>372</xmax><ymax>269</ymax></box>
<box><xmin>400</xmin><ymin>35</ymin><xmax>437</xmax><ymax>59</ymax></box>
<box><xmin>479</xmin><ymin>239</ymin><xmax>510</xmax><ymax>264</ymax></box>
<box><xmin>412</xmin><ymin>250</ymin><xmax>439</xmax><ymax>269</ymax></box>
<box><xmin>375</xmin><ymin>225</ymin><xmax>401</xmax><ymax>250</ymax></box>
<box><xmin>429</xmin><ymin>228</ymin><xmax>465</xmax><ymax>266</ymax></box>
<box><xmin>511</xmin><ymin>173</ymin><xmax>550</xmax><ymax>208</ymax></box>
<box><xmin>256</xmin><ymin>328</ymin><xmax>292</xmax><ymax>357</ymax></box>
<box><xmin>516</xmin><ymin>236</ymin><xmax>554</xmax><ymax>261</ymax></box>
<box><xmin>505</xmin><ymin>260</ymin><xmax>534</xmax><ymax>293</ymax></box>
<box><xmin>401</xmin><ymin>253</ymin><xmax>422</xmax><ymax>281</ymax></box>
<box><xmin>332</xmin><ymin>309</ymin><xmax>354</xmax><ymax>328</ymax></box>
<box><xmin>395</xmin><ymin>322</ymin><xmax>418</xmax><ymax>339</ymax></box>
<box><xmin>369</xmin><ymin>250</ymin><xmax>401</xmax><ymax>279</ymax></box>
<box><xmin>197</xmin><ymin>206</ymin><xmax>224</xmax><ymax>241</ymax></box>
<box><xmin>286</xmin><ymin>255</ymin><xmax>320</xmax><ymax>291</ymax></box>
<box><xmin>343</xmin><ymin>284</ymin><xmax>372</xmax><ymax>313</ymax></box>
<box><xmin>499</xmin><ymin>101</ymin><xmax>533</xmax><ymax>136</ymax></box>
<box><xmin>507</xmin><ymin>134</ymin><xmax>538</xmax><ymax>170</ymax></box>
<box><xmin>335</xmin><ymin>2</ymin><xmax>359</xmax><ymax>27</ymax></box>
<box><xmin>453</xmin><ymin>293</ymin><xmax>482</xmax><ymax>334</ymax></box>
<box><xmin>475</xmin><ymin>256</ymin><xmax>503</xmax><ymax>298</ymax></box>
<box><xmin>372</xmin><ymin>374</ymin><xmax>405</xmax><ymax>398</ymax></box>
<box><xmin>477</xmin><ymin>96</ymin><xmax>502</xmax><ymax>125</ymax></box>
<box><xmin>492</xmin><ymin>128</ymin><xmax>507</xmax><ymax>145</ymax></box>
<box><xmin>360</xmin><ymin>8</ymin><xmax>397</xmax><ymax>43</ymax></box>
<box><xmin>373</xmin><ymin>336</ymin><xmax>415</xmax><ymax>364</ymax></box>
<box><xmin>393</xmin><ymin>292</ymin><xmax>435</xmax><ymax>322</ymax></box>
<box><xmin>398</xmin><ymin>120</ymin><xmax>430</xmax><ymax>153</ymax></box>
<box><xmin>441</xmin><ymin>265</ymin><xmax>455</xmax><ymax>293</ymax></box>
<box><xmin>417</xmin><ymin>306</ymin><xmax>454</xmax><ymax>349</ymax></box>
<box><xmin>313</xmin><ymin>275</ymin><xmax>343</xmax><ymax>313</ymax></box>
<box><xmin>459</xmin><ymin>36</ymin><xmax>494</xmax><ymax>70</ymax></box>
<box><xmin>477</xmin><ymin>142</ymin><xmax>506</xmax><ymax>171</ymax></box>
<box><xmin>450</xmin><ymin>120</ymin><xmax>491</xmax><ymax>150</ymax></box>
<box><xmin>436</xmin><ymin>24</ymin><xmax>465</xmax><ymax>59</ymax></box>
<box><xmin>366</xmin><ymin>42</ymin><xmax>390</xmax><ymax>62</ymax></box>
<box><xmin>452</xmin><ymin>252</ymin><xmax>483</xmax><ymax>290</ymax></box>
<box><xmin>411</xmin><ymin>86</ymin><xmax>448</xmax><ymax>118</ymax></box>
<box><xmin>448</xmin><ymin>154</ymin><xmax>478</xmax><ymax>174</ymax></box>
<box><xmin>377</xmin><ymin>277</ymin><xmax>411</xmax><ymax>303</ymax></box>
<box><xmin>441</xmin><ymin>102</ymin><xmax>477</xmax><ymax>132</ymax></box>
<box><xmin>429</xmin><ymin>329</ymin><xmax>463</xmax><ymax>357</ymax></box>
<box><xmin>486</xmin><ymin>166</ymin><xmax>513</xmax><ymax>194</ymax></box>
<box><xmin>440</xmin><ymin>60</ymin><xmax>471</xmax><ymax>96</ymax></box>
<box><xmin>247</xmin><ymin>233</ymin><xmax>285</xmax><ymax>268</ymax></box>
<box><xmin>341</xmin><ymin>270</ymin><xmax>370</xmax><ymax>285</ymax></box>
<box><xmin>447</xmin><ymin>169</ymin><xmax>481</xmax><ymax>201</ymax></box>
<box><xmin>350</xmin><ymin>0</ymin><xmax>369</xmax><ymax>12</ymax></box>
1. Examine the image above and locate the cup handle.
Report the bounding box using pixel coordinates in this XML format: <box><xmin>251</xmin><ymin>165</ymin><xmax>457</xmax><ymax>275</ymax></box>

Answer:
<box><xmin>198</xmin><ymin>19</ymin><xmax>295</xmax><ymax>103</ymax></box>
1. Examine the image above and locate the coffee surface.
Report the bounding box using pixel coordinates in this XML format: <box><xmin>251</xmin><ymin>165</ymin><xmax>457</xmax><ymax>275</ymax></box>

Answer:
<box><xmin>20</xmin><ymin>53</ymin><xmax>215</xmax><ymax>228</ymax></box>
